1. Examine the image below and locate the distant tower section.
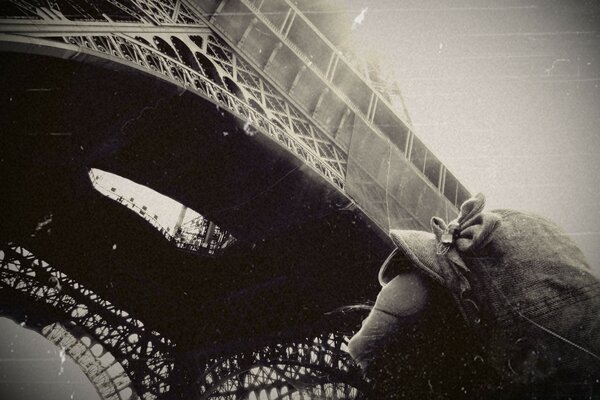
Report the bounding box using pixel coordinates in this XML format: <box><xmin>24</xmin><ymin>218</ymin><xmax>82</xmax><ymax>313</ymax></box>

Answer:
<box><xmin>352</xmin><ymin>56</ymin><xmax>414</xmax><ymax>127</ymax></box>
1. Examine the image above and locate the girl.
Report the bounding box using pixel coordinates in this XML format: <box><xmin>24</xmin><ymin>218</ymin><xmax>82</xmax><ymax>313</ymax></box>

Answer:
<box><xmin>348</xmin><ymin>194</ymin><xmax>600</xmax><ymax>399</ymax></box>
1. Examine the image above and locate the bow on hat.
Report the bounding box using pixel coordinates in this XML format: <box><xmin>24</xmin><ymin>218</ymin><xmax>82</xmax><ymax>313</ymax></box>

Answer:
<box><xmin>385</xmin><ymin>193</ymin><xmax>501</xmax><ymax>294</ymax></box>
<box><xmin>432</xmin><ymin>193</ymin><xmax>500</xmax><ymax>255</ymax></box>
<box><xmin>428</xmin><ymin>193</ymin><xmax>501</xmax><ymax>299</ymax></box>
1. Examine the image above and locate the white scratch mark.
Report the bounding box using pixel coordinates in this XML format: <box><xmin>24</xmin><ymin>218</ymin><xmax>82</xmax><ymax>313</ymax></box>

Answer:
<box><xmin>120</xmin><ymin>98</ymin><xmax>164</xmax><ymax>134</ymax></box>
<box><xmin>243</xmin><ymin>120</ymin><xmax>256</xmax><ymax>136</ymax></box>
<box><xmin>352</xmin><ymin>7</ymin><xmax>368</xmax><ymax>30</ymax></box>
<box><xmin>32</xmin><ymin>213</ymin><xmax>53</xmax><ymax>237</ymax></box>
<box><xmin>545</xmin><ymin>58</ymin><xmax>571</xmax><ymax>76</ymax></box>
<box><xmin>58</xmin><ymin>347</ymin><xmax>66</xmax><ymax>376</ymax></box>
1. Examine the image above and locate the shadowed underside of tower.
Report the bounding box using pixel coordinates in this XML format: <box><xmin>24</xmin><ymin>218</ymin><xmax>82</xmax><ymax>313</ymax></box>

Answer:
<box><xmin>0</xmin><ymin>1</ymin><xmax>469</xmax><ymax>399</ymax></box>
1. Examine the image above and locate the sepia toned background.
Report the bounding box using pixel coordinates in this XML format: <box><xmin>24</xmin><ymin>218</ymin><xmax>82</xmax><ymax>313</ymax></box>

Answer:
<box><xmin>2</xmin><ymin>1</ymin><xmax>599</xmax><ymax>399</ymax></box>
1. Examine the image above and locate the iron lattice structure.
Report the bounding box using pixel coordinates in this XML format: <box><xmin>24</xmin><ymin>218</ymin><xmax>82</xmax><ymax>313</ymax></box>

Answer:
<box><xmin>0</xmin><ymin>243</ymin><xmax>369</xmax><ymax>399</ymax></box>
<box><xmin>194</xmin><ymin>333</ymin><xmax>367</xmax><ymax>400</ymax></box>
<box><xmin>0</xmin><ymin>1</ymin><xmax>372</xmax><ymax>398</ymax></box>
<box><xmin>0</xmin><ymin>242</ymin><xmax>178</xmax><ymax>399</ymax></box>
<box><xmin>1</xmin><ymin>0</ymin><xmax>348</xmax><ymax>189</ymax></box>
<box><xmin>1</xmin><ymin>0</ymin><xmax>470</xmax><ymax>210</ymax></box>
<box><xmin>0</xmin><ymin>1</ymin><xmax>465</xmax><ymax>398</ymax></box>
<box><xmin>185</xmin><ymin>333</ymin><xmax>368</xmax><ymax>400</ymax></box>
<box><xmin>89</xmin><ymin>170</ymin><xmax>237</xmax><ymax>256</ymax></box>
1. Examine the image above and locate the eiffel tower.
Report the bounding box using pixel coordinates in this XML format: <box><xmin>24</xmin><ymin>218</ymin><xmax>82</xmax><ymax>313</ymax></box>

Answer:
<box><xmin>0</xmin><ymin>1</ymin><xmax>470</xmax><ymax>399</ymax></box>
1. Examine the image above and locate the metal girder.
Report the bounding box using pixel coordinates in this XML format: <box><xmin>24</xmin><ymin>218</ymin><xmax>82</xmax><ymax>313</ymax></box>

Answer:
<box><xmin>201</xmin><ymin>34</ymin><xmax>346</xmax><ymax>172</ymax></box>
<box><xmin>279</xmin><ymin>0</ymin><xmax>414</xmax><ymax>131</ymax></box>
<box><xmin>42</xmin><ymin>322</ymin><xmax>141</xmax><ymax>400</ymax></box>
<box><xmin>0</xmin><ymin>242</ymin><xmax>371</xmax><ymax>399</ymax></box>
<box><xmin>0</xmin><ymin>243</ymin><xmax>180</xmax><ymax>400</ymax></box>
<box><xmin>1</xmin><ymin>0</ymin><xmax>348</xmax><ymax>190</ymax></box>
<box><xmin>7</xmin><ymin>0</ymin><xmax>200</xmax><ymax>25</ymax></box>
<box><xmin>193</xmin><ymin>332</ymin><xmax>369</xmax><ymax>400</ymax></box>
<box><xmin>0</xmin><ymin>2</ymin><xmax>439</xmax><ymax>398</ymax></box>
<box><xmin>0</xmin><ymin>21</ymin><xmax>210</xmax><ymax>35</ymax></box>
<box><xmin>234</xmin><ymin>0</ymin><xmax>365</xmax><ymax>135</ymax></box>
<box><xmin>89</xmin><ymin>170</ymin><xmax>236</xmax><ymax>256</ymax></box>
<box><xmin>2</xmin><ymin>2</ymin><xmax>462</xmax><ymax>217</ymax></box>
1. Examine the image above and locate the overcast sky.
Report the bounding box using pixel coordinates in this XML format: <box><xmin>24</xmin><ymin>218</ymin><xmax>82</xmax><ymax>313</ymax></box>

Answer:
<box><xmin>342</xmin><ymin>0</ymin><xmax>600</xmax><ymax>269</ymax></box>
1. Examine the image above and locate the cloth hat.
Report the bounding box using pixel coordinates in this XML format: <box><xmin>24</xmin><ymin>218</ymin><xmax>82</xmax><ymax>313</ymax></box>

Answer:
<box><xmin>383</xmin><ymin>193</ymin><xmax>600</xmax><ymax>384</ymax></box>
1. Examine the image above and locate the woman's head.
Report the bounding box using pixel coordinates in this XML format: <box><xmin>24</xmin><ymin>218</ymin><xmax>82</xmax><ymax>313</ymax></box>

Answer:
<box><xmin>347</xmin><ymin>193</ymin><xmax>600</xmax><ymax>396</ymax></box>
<box><xmin>347</xmin><ymin>250</ymin><xmax>486</xmax><ymax>397</ymax></box>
